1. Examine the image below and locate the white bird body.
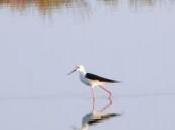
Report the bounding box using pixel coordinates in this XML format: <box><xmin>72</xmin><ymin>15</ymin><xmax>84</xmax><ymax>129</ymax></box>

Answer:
<box><xmin>79</xmin><ymin>72</ymin><xmax>106</xmax><ymax>87</ymax></box>
<box><xmin>79</xmin><ymin>73</ymin><xmax>91</xmax><ymax>86</ymax></box>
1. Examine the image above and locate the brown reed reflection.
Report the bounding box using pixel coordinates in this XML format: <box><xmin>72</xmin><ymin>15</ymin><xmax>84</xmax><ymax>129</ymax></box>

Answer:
<box><xmin>129</xmin><ymin>0</ymin><xmax>157</xmax><ymax>8</ymax></box>
<box><xmin>0</xmin><ymin>0</ymin><xmax>174</xmax><ymax>15</ymax></box>
<box><xmin>0</xmin><ymin>0</ymin><xmax>89</xmax><ymax>15</ymax></box>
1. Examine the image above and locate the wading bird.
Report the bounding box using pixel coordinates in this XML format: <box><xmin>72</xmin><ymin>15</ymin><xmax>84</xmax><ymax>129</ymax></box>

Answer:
<box><xmin>68</xmin><ymin>65</ymin><xmax>120</xmax><ymax>111</ymax></box>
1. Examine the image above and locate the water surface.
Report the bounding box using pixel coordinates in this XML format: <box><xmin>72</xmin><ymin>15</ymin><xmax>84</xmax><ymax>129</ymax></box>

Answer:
<box><xmin>0</xmin><ymin>0</ymin><xmax>175</xmax><ymax>130</ymax></box>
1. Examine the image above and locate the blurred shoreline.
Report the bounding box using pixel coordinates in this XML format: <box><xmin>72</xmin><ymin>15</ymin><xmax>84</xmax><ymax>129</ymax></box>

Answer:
<box><xmin>0</xmin><ymin>0</ymin><xmax>174</xmax><ymax>15</ymax></box>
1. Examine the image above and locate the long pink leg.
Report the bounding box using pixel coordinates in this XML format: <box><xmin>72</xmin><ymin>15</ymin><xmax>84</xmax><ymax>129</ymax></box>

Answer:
<box><xmin>99</xmin><ymin>85</ymin><xmax>112</xmax><ymax>112</ymax></box>
<box><xmin>90</xmin><ymin>87</ymin><xmax>95</xmax><ymax>112</ymax></box>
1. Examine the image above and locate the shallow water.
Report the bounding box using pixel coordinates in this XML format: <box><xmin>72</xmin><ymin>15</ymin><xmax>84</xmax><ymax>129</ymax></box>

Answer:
<box><xmin>0</xmin><ymin>0</ymin><xmax>175</xmax><ymax>130</ymax></box>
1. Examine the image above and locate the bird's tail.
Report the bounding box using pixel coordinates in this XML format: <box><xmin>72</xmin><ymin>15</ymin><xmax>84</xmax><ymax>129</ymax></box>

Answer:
<box><xmin>111</xmin><ymin>80</ymin><xmax>121</xmax><ymax>83</ymax></box>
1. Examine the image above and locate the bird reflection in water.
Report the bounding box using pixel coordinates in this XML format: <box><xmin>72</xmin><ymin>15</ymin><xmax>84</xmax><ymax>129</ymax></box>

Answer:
<box><xmin>72</xmin><ymin>111</ymin><xmax>121</xmax><ymax>130</ymax></box>
<box><xmin>72</xmin><ymin>101</ymin><xmax>121</xmax><ymax>130</ymax></box>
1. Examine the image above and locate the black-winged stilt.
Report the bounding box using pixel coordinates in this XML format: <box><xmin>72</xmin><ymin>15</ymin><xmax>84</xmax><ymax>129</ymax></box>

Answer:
<box><xmin>68</xmin><ymin>65</ymin><xmax>120</xmax><ymax>111</ymax></box>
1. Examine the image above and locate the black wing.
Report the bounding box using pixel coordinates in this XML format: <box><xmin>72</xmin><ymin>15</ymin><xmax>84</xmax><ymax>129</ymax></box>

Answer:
<box><xmin>85</xmin><ymin>73</ymin><xmax>120</xmax><ymax>83</ymax></box>
<box><xmin>88</xmin><ymin>113</ymin><xmax>120</xmax><ymax>126</ymax></box>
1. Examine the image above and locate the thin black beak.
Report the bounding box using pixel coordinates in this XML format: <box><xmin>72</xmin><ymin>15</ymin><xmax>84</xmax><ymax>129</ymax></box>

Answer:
<box><xmin>67</xmin><ymin>69</ymin><xmax>77</xmax><ymax>75</ymax></box>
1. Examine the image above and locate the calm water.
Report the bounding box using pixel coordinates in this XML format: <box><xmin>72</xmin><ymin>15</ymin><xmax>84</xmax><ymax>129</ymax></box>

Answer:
<box><xmin>0</xmin><ymin>0</ymin><xmax>175</xmax><ymax>130</ymax></box>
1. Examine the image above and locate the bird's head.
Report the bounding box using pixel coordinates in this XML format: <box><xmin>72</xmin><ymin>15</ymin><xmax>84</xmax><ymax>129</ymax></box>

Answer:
<box><xmin>68</xmin><ymin>65</ymin><xmax>86</xmax><ymax>75</ymax></box>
